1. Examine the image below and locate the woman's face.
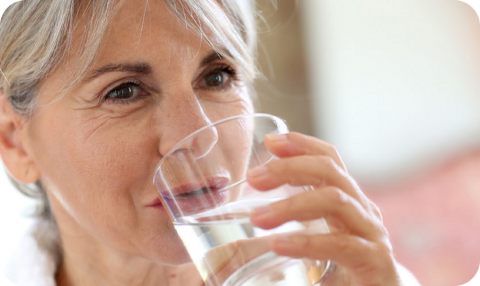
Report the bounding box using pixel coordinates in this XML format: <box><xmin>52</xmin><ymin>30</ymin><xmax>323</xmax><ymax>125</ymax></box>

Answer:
<box><xmin>23</xmin><ymin>0</ymin><xmax>253</xmax><ymax>264</ymax></box>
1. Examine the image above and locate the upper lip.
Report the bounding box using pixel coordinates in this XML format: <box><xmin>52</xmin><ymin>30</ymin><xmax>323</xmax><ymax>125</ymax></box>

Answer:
<box><xmin>147</xmin><ymin>176</ymin><xmax>230</xmax><ymax>206</ymax></box>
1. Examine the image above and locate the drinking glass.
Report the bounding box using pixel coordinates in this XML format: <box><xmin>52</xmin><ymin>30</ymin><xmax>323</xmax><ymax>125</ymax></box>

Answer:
<box><xmin>154</xmin><ymin>113</ymin><xmax>335</xmax><ymax>286</ymax></box>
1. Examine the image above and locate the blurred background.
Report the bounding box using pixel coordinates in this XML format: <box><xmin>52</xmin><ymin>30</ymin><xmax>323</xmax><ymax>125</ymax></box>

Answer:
<box><xmin>253</xmin><ymin>0</ymin><xmax>480</xmax><ymax>285</ymax></box>
<box><xmin>1</xmin><ymin>0</ymin><xmax>480</xmax><ymax>285</ymax></box>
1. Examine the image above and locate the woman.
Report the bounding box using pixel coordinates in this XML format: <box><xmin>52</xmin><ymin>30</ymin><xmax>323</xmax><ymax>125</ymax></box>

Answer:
<box><xmin>0</xmin><ymin>0</ymin><xmax>420</xmax><ymax>285</ymax></box>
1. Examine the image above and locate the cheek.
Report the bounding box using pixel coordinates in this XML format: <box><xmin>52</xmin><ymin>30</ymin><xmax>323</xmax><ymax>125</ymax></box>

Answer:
<box><xmin>31</xmin><ymin>108</ymin><xmax>160</xmax><ymax>233</ymax></box>
<box><xmin>224</xmin><ymin>121</ymin><xmax>253</xmax><ymax>182</ymax></box>
<box><xmin>202</xmin><ymin>87</ymin><xmax>254</xmax><ymax>120</ymax></box>
<box><xmin>30</xmin><ymin>107</ymin><xmax>196</xmax><ymax>262</ymax></box>
<box><xmin>201</xmin><ymin>93</ymin><xmax>254</xmax><ymax>184</ymax></box>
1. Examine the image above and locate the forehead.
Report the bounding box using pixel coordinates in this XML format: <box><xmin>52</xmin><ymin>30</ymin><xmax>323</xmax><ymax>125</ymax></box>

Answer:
<box><xmin>87</xmin><ymin>0</ymin><xmax>210</xmax><ymax>70</ymax></box>
<box><xmin>38</xmin><ymin>0</ymin><xmax>227</xmax><ymax>102</ymax></box>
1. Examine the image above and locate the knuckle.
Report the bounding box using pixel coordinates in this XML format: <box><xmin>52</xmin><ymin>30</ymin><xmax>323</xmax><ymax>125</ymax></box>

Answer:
<box><xmin>319</xmin><ymin>156</ymin><xmax>339</xmax><ymax>175</ymax></box>
<box><xmin>372</xmin><ymin>220</ymin><xmax>388</xmax><ymax>236</ymax></box>
<box><xmin>370</xmin><ymin>202</ymin><xmax>384</xmax><ymax>222</ymax></box>
<box><xmin>319</xmin><ymin>155</ymin><xmax>336</xmax><ymax>167</ymax></box>
<box><xmin>373</xmin><ymin>245</ymin><xmax>396</xmax><ymax>273</ymax></box>
<box><xmin>332</xmin><ymin>234</ymin><xmax>351</xmax><ymax>253</ymax></box>
<box><xmin>287</xmin><ymin>171</ymin><xmax>304</xmax><ymax>186</ymax></box>
<box><xmin>378</xmin><ymin>234</ymin><xmax>394</xmax><ymax>253</ymax></box>
<box><xmin>324</xmin><ymin>142</ymin><xmax>338</xmax><ymax>155</ymax></box>
<box><xmin>319</xmin><ymin>141</ymin><xmax>341</xmax><ymax>161</ymax></box>
<box><xmin>294</xmin><ymin>235</ymin><xmax>311</xmax><ymax>250</ymax></box>
<box><xmin>308</xmin><ymin>135</ymin><xmax>336</xmax><ymax>153</ymax></box>
<box><xmin>323</xmin><ymin>186</ymin><xmax>349</xmax><ymax>206</ymax></box>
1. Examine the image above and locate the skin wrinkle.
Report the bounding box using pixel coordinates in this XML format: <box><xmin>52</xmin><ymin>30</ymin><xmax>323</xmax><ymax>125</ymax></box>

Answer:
<box><xmin>14</xmin><ymin>1</ymin><xmax>252</xmax><ymax>285</ymax></box>
<box><xmin>3</xmin><ymin>0</ymin><xmax>407</xmax><ymax>273</ymax></box>
<box><xmin>0</xmin><ymin>0</ymin><xmax>259</xmax><ymax>285</ymax></box>
<box><xmin>80</xmin><ymin>102</ymin><xmax>153</xmax><ymax>143</ymax></box>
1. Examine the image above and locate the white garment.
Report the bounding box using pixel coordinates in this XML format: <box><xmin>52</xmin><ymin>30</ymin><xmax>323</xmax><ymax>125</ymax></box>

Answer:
<box><xmin>3</xmin><ymin>218</ymin><xmax>61</xmax><ymax>286</ymax></box>
<box><xmin>2</xmin><ymin>218</ymin><xmax>422</xmax><ymax>286</ymax></box>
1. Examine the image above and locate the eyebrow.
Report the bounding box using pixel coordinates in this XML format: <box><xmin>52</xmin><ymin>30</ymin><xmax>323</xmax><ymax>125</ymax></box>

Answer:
<box><xmin>81</xmin><ymin>51</ymin><xmax>224</xmax><ymax>84</ymax></box>
<box><xmin>200</xmin><ymin>52</ymin><xmax>223</xmax><ymax>65</ymax></box>
<box><xmin>81</xmin><ymin>62</ymin><xmax>152</xmax><ymax>84</ymax></box>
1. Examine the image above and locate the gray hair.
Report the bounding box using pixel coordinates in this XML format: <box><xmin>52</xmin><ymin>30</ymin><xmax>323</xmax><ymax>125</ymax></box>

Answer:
<box><xmin>0</xmin><ymin>0</ymin><xmax>258</xmax><ymax>221</ymax></box>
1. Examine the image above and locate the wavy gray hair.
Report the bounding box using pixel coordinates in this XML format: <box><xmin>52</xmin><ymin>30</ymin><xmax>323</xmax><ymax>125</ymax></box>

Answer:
<box><xmin>0</xmin><ymin>0</ymin><xmax>258</xmax><ymax>222</ymax></box>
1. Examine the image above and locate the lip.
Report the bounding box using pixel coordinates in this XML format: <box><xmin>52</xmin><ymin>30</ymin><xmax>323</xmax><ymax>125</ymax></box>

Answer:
<box><xmin>147</xmin><ymin>198</ymin><xmax>164</xmax><ymax>208</ymax></box>
<box><xmin>164</xmin><ymin>177</ymin><xmax>230</xmax><ymax>198</ymax></box>
<box><xmin>151</xmin><ymin>176</ymin><xmax>231</xmax><ymax>215</ymax></box>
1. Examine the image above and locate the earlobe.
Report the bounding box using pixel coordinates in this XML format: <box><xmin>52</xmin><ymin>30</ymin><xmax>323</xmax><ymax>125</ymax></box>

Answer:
<box><xmin>0</xmin><ymin>91</ymin><xmax>40</xmax><ymax>184</ymax></box>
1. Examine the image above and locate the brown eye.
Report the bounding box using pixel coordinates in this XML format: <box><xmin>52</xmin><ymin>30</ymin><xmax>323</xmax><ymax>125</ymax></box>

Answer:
<box><xmin>102</xmin><ymin>80</ymin><xmax>149</xmax><ymax>105</ymax></box>
<box><xmin>110</xmin><ymin>86</ymin><xmax>135</xmax><ymax>99</ymax></box>
<box><xmin>205</xmin><ymin>71</ymin><xmax>228</xmax><ymax>87</ymax></box>
<box><xmin>197</xmin><ymin>65</ymin><xmax>238</xmax><ymax>90</ymax></box>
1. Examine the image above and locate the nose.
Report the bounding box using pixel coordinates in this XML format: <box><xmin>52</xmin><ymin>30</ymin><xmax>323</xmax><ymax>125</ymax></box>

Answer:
<box><xmin>157</xmin><ymin>93</ymin><xmax>218</xmax><ymax>159</ymax></box>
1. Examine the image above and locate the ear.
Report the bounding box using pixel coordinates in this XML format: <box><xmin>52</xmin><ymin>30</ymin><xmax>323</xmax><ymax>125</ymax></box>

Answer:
<box><xmin>0</xmin><ymin>90</ymin><xmax>40</xmax><ymax>184</ymax></box>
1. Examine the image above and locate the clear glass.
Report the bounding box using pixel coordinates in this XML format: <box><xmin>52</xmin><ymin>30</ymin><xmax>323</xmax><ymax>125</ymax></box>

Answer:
<box><xmin>154</xmin><ymin>113</ymin><xmax>335</xmax><ymax>286</ymax></box>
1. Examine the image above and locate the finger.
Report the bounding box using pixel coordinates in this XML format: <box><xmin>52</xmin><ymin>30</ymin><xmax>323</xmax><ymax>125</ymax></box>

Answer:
<box><xmin>204</xmin><ymin>237</ymin><xmax>271</xmax><ymax>285</ymax></box>
<box><xmin>369</xmin><ymin>200</ymin><xmax>384</xmax><ymax>223</ymax></box>
<box><xmin>261</xmin><ymin>133</ymin><xmax>381</xmax><ymax>218</ymax></box>
<box><xmin>264</xmin><ymin>132</ymin><xmax>348</xmax><ymax>172</ymax></box>
<box><xmin>247</xmin><ymin>155</ymin><xmax>367</xmax><ymax>208</ymax></box>
<box><xmin>270</xmin><ymin>233</ymin><xmax>396</xmax><ymax>286</ymax></box>
<box><xmin>250</xmin><ymin>187</ymin><xmax>384</xmax><ymax>241</ymax></box>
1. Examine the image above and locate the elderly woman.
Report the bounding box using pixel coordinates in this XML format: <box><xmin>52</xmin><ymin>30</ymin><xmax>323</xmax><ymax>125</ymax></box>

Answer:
<box><xmin>0</xmin><ymin>0</ymin><xmax>420</xmax><ymax>285</ymax></box>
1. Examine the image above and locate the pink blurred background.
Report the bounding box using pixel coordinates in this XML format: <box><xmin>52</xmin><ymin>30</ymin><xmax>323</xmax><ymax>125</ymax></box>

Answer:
<box><xmin>366</xmin><ymin>150</ymin><xmax>480</xmax><ymax>285</ymax></box>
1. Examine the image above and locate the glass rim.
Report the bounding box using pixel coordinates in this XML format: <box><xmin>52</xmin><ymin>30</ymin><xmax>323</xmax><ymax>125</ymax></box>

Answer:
<box><xmin>152</xmin><ymin>113</ymin><xmax>287</xmax><ymax>186</ymax></box>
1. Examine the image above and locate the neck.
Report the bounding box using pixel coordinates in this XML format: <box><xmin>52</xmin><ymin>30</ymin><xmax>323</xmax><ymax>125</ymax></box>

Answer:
<box><xmin>55</xmin><ymin>251</ymin><xmax>200</xmax><ymax>286</ymax></box>
<box><xmin>49</xmin><ymin>201</ymin><xmax>202</xmax><ymax>286</ymax></box>
<box><xmin>54</xmin><ymin>223</ymin><xmax>202</xmax><ymax>286</ymax></box>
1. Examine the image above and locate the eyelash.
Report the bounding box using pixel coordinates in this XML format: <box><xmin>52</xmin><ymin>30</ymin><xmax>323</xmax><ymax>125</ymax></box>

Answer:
<box><xmin>205</xmin><ymin>65</ymin><xmax>239</xmax><ymax>83</ymax></box>
<box><xmin>101</xmin><ymin>65</ymin><xmax>240</xmax><ymax>105</ymax></box>
<box><xmin>102</xmin><ymin>79</ymin><xmax>147</xmax><ymax>105</ymax></box>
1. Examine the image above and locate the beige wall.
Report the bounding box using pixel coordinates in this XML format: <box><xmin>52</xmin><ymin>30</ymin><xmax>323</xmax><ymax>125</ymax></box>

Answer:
<box><xmin>301</xmin><ymin>0</ymin><xmax>480</xmax><ymax>182</ymax></box>
<box><xmin>254</xmin><ymin>0</ymin><xmax>313</xmax><ymax>136</ymax></box>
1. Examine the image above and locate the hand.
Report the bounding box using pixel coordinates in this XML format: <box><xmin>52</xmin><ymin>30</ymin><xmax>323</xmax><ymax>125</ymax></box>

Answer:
<box><xmin>246</xmin><ymin>132</ymin><xmax>406</xmax><ymax>286</ymax></box>
<box><xmin>202</xmin><ymin>236</ymin><xmax>271</xmax><ymax>285</ymax></box>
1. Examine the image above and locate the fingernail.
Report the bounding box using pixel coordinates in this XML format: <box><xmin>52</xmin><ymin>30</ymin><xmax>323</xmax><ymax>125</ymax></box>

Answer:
<box><xmin>247</xmin><ymin>166</ymin><xmax>268</xmax><ymax>178</ymax></box>
<box><xmin>266</xmin><ymin>133</ymin><xmax>287</xmax><ymax>142</ymax></box>
<box><xmin>251</xmin><ymin>205</ymin><xmax>272</xmax><ymax>220</ymax></box>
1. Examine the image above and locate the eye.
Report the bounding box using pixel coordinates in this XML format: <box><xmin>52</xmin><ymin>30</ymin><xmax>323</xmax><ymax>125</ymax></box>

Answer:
<box><xmin>110</xmin><ymin>86</ymin><xmax>135</xmax><ymax>99</ymax></box>
<box><xmin>197</xmin><ymin>65</ymin><xmax>238</xmax><ymax>90</ymax></box>
<box><xmin>103</xmin><ymin>80</ymin><xmax>149</xmax><ymax>104</ymax></box>
<box><xmin>205</xmin><ymin>71</ymin><xmax>227</xmax><ymax>87</ymax></box>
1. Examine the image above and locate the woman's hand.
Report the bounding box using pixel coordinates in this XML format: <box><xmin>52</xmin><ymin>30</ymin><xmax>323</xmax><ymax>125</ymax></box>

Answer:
<box><xmin>246</xmin><ymin>132</ymin><xmax>410</xmax><ymax>286</ymax></box>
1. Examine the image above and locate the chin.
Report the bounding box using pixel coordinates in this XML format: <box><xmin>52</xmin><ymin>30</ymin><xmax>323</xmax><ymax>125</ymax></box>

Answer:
<box><xmin>160</xmin><ymin>247</ymin><xmax>193</xmax><ymax>265</ymax></box>
<box><xmin>142</xmin><ymin>232</ymin><xmax>193</xmax><ymax>265</ymax></box>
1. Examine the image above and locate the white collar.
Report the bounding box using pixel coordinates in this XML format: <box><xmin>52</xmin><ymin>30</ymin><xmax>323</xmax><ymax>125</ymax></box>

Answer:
<box><xmin>3</xmin><ymin>218</ymin><xmax>61</xmax><ymax>286</ymax></box>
